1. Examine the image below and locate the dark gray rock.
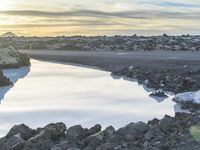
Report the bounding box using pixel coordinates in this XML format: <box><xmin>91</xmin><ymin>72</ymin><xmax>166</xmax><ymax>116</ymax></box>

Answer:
<box><xmin>0</xmin><ymin>136</ymin><xmax>24</xmax><ymax>150</ymax></box>
<box><xmin>30</xmin><ymin>122</ymin><xmax>66</xmax><ymax>142</ymax></box>
<box><xmin>96</xmin><ymin>142</ymin><xmax>119</xmax><ymax>150</ymax></box>
<box><xmin>0</xmin><ymin>137</ymin><xmax>9</xmax><ymax>150</ymax></box>
<box><xmin>149</xmin><ymin>90</ymin><xmax>168</xmax><ymax>98</ymax></box>
<box><xmin>89</xmin><ymin>124</ymin><xmax>101</xmax><ymax>135</ymax></box>
<box><xmin>51</xmin><ymin>146</ymin><xmax>62</xmax><ymax>150</ymax></box>
<box><xmin>82</xmin><ymin>131</ymin><xmax>105</xmax><ymax>149</ymax></box>
<box><xmin>23</xmin><ymin>139</ymin><xmax>54</xmax><ymax>150</ymax></box>
<box><xmin>67</xmin><ymin>148</ymin><xmax>80</xmax><ymax>150</ymax></box>
<box><xmin>102</xmin><ymin>126</ymin><xmax>115</xmax><ymax>137</ymax></box>
<box><xmin>144</xmin><ymin>126</ymin><xmax>162</xmax><ymax>141</ymax></box>
<box><xmin>67</xmin><ymin>125</ymin><xmax>89</xmax><ymax>141</ymax></box>
<box><xmin>6</xmin><ymin>136</ymin><xmax>24</xmax><ymax>148</ymax></box>
<box><xmin>43</xmin><ymin>122</ymin><xmax>66</xmax><ymax>141</ymax></box>
<box><xmin>83</xmin><ymin>137</ymin><xmax>103</xmax><ymax>150</ymax></box>
<box><xmin>53</xmin><ymin>139</ymin><xmax>82</xmax><ymax>150</ymax></box>
<box><xmin>6</xmin><ymin>124</ymin><xmax>35</xmax><ymax>140</ymax></box>
<box><xmin>1</xmin><ymin>113</ymin><xmax>200</xmax><ymax>150</ymax></box>
<box><xmin>117</xmin><ymin>122</ymin><xmax>149</xmax><ymax>140</ymax></box>
<box><xmin>148</xmin><ymin>118</ymin><xmax>159</xmax><ymax>126</ymax></box>
<box><xmin>158</xmin><ymin>115</ymin><xmax>177</xmax><ymax>132</ymax></box>
<box><xmin>18</xmin><ymin>53</ymin><xmax>31</xmax><ymax>66</ymax></box>
<box><xmin>0</xmin><ymin>69</ymin><xmax>12</xmax><ymax>87</ymax></box>
<box><xmin>12</xmin><ymin>141</ymin><xmax>26</xmax><ymax>150</ymax></box>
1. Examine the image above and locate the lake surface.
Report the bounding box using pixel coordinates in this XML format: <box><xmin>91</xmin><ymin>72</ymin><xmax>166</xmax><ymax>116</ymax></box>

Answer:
<box><xmin>0</xmin><ymin>59</ymin><xmax>177</xmax><ymax>136</ymax></box>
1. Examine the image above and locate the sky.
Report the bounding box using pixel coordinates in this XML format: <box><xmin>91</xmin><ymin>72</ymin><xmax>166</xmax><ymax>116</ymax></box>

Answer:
<box><xmin>0</xmin><ymin>0</ymin><xmax>200</xmax><ymax>36</ymax></box>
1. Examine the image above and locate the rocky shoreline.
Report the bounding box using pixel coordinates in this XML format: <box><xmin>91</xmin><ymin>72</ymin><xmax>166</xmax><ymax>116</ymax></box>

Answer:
<box><xmin>112</xmin><ymin>66</ymin><xmax>200</xmax><ymax>94</ymax></box>
<box><xmin>0</xmin><ymin>46</ymin><xmax>30</xmax><ymax>87</ymax></box>
<box><xmin>0</xmin><ymin>113</ymin><xmax>199</xmax><ymax>150</ymax></box>
<box><xmin>1</xmin><ymin>35</ymin><xmax>200</xmax><ymax>51</ymax></box>
<box><xmin>111</xmin><ymin>65</ymin><xmax>200</xmax><ymax>112</ymax></box>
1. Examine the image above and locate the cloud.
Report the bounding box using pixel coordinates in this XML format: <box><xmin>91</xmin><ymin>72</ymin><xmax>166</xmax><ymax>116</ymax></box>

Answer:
<box><xmin>0</xmin><ymin>22</ymin><xmax>122</xmax><ymax>28</ymax></box>
<box><xmin>159</xmin><ymin>1</ymin><xmax>200</xmax><ymax>8</ymax></box>
<box><xmin>0</xmin><ymin>9</ymin><xmax>200</xmax><ymax>20</ymax></box>
<box><xmin>0</xmin><ymin>0</ymin><xmax>200</xmax><ymax>36</ymax></box>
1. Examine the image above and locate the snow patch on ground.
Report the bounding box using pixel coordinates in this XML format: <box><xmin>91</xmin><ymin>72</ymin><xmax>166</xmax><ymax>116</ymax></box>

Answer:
<box><xmin>174</xmin><ymin>90</ymin><xmax>200</xmax><ymax>104</ymax></box>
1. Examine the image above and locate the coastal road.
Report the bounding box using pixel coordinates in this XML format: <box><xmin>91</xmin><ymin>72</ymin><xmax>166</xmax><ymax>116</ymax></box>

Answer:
<box><xmin>20</xmin><ymin>50</ymin><xmax>200</xmax><ymax>71</ymax></box>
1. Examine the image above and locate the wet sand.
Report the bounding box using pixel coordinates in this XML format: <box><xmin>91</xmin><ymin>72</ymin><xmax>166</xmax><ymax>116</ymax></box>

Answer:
<box><xmin>20</xmin><ymin>50</ymin><xmax>200</xmax><ymax>72</ymax></box>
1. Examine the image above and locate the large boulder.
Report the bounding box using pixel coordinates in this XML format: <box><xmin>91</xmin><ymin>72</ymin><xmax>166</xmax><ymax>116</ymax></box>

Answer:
<box><xmin>0</xmin><ymin>46</ymin><xmax>30</xmax><ymax>87</ymax></box>
<box><xmin>117</xmin><ymin>122</ymin><xmax>149</xmax><ymax>140</ymax></box>
<box><xmin>0</xmin><ymin>46</ymin><xmax>30</xmax><ymax>68</ymax></box>
<box><xmin>89</xmin><ymin>124</ymin><xmax>101</xmax><ymax>135</ymax></box>
<box><xmin>12</xmin><ymin>123</ymin><xmax>66</xmax><ymax>150</ymax></box>
<box><xmin>67</xmin><ymin>125</ymin><xmax>89</xmax><ymax>141</ymax></box>
<box><xmin>158</xmin><ymin>115</ymin><xmax>177</xmax><ymax>132</ymax></box>
<box><xmin>0</xmin><ymin>136</ymin><xmax>24</xmax><ymax>150</ymax></box>
<box><xmin>6</xmin><ymin>124</ymin><xmax>35</xmax><ymax>140</ymax></box>
<box><xmin>42</xmin><ymin>122</ymin><xmax>66</xmax><ymax>141</ymax></box>
<box><xmin>29</xmin><ymin>122</ymin><xmax>66</xmax><ymax>142</ymax></box>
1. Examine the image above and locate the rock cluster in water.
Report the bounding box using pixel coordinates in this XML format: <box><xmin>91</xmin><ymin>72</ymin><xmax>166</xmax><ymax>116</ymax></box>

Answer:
<box><xmin>149</xmin><ymin>90</ymin><xmax>168</xmax><ymax>98</ymax></box>
<box><xmin>0</xmin><ymin>35</ymin><xmax>199</xmax><ymax>51</ymax></box>
<box><xmin>0</xmin><ymin>113</ymin><xmax>200</xmax><ymax>150</ymax></box>
<box><xmin>0</xmin><ymin>46</ymin><xmax>30</xmax><ymax>87</ymax></box>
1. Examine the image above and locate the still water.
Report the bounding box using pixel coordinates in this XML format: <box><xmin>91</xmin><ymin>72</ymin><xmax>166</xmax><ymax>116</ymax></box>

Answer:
<box><xmin>0</xmin><ymin>59</ymin><xmax>176</xmax><ymax>136</ymax></box>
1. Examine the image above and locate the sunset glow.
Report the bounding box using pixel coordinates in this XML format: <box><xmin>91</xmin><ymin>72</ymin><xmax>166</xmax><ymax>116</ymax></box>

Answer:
<box><xmin>0</xmin><ymin>0</ymin><xmax>200</xmax><ymax>36</ymax></box>
<box><xmin>0</xmin><ymin>1</ymin><xmax>10</xmax><ymax>10</ymax></box>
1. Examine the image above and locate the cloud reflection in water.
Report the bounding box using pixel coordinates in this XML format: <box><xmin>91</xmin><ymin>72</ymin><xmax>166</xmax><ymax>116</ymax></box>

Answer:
<box><xmin>0</xmin><ymin>59</ymin><xmax>176</xmax><ymax>137</ymax></box>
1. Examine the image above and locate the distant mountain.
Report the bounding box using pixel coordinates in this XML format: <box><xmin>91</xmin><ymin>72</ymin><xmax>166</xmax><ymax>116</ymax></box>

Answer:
<box><xmin>1</xmin><ymin>32</ymin><xmax>18</xmax><ymax>37</ymax></box>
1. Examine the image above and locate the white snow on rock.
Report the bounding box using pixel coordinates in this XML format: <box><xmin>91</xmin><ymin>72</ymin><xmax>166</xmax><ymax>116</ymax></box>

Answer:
<box><xmin>0</xmin><ymin>46</ymin><xmax>22</xmax><ymax>65</ymax></box>
<box><xmin>174</xmin><ymin>90</ymin><xmax>200</xmax><ymax>104</ymax></box>
<box><xmin>128</xmin><ymin>66</ymin><xmax>134</xmax><ymax>71</ymax></box>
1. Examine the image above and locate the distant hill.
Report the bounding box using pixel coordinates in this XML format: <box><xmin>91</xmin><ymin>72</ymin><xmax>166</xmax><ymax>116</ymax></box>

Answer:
<box><xmin>1</xmin><ymin>32</ymin><xmax>18</xmax><ymax>37</ymax></box>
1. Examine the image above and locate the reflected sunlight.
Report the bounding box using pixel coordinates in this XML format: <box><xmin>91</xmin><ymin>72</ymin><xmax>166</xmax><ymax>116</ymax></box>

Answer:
<box><xmin>0</xmin><ymin>0</ymin><xmax>200</xmax><ymax>35</ymax></box>
<box><xmin>0</xmin><ymin>59</ymin><xmax>175</xmax><ymax>136</ymax></box>
<box><xmin>0</xmin><ymin>1</ymin><xmax>10</xmax><ymax>10</ymax></box>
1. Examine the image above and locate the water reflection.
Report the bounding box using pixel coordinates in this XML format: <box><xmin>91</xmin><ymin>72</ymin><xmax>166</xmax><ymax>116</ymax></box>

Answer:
<box><xmin>0</xmin><ymin>67</ymin><xmax>30</xmax><ymax>102</ymax></box>
<box><xmin>111</xmin><ymin>73</ymin><xmax>195</xmax><ymax>113</ymax></box>
<box><xmin>111</xmin><ymin>75</ymin><xmax>170</xmax><ymax>102</ymax></box>
<box><xmin>149</xmin><ymin>96</ymin><xmax>168</xmax><ymax>103</ymax></box>
<box><xmin>0</xmin><ymin>59</ymin><xmax>177</xmax><ymax>136</ymax></box>
<box><xmin>0</xmin><ymin>86</ymin><xmax>12</xmax><ymax>103</ymax></box>
<box><xmin>3</xmin><ymin>67</ymin><xmax>30</xmax><ymax>83</ymax></box>
<box><xmin>174</xmin><ymin>104</ymin><xmax>191</xmax><ymax>113</ymax></box>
